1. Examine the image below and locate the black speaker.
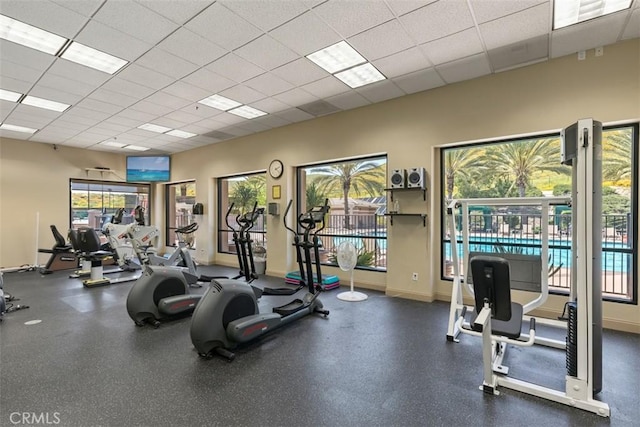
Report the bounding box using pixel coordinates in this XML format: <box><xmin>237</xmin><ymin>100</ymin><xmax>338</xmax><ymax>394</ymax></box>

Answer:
<box><xmin>390</xmin><ymin>169</ymin><xmax>406</xmax><ymax>188</ymax></box>
<box><xmin>407</xmin><ymin>167</ymin><xmax>426</xmax><ymax>189</ymax></box>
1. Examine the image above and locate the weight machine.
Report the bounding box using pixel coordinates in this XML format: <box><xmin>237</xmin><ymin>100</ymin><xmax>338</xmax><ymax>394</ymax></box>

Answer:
<box><xmin>446</xmin><ymin>119</ymin><xmax>609</xmax><ymax>417</ymax></box>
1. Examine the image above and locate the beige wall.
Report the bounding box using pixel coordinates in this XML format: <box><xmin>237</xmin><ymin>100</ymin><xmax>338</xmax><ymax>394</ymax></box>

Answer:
<box><xmin>1</xmin><ymin>39</ymin><xmax>638</xmax><ymax>331</ymax></box>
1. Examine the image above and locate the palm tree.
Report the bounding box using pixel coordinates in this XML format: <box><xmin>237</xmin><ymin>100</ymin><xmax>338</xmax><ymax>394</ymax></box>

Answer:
<box><xmin>486</xmin><ymin>138</ymin><xmax>570</xmax><ymax>197</ymax></box>
<box><xmin>313</xmin><ymin>161</ymin><xmax>385</xmax><ymax>229</ymax></box>
<box><xmin>444</xmin><ymin>147</ymin><xmax>487</xmax><ymax>201</ymax></box>
<box><xmin>305</xmin><ymin>181</ymin><xmax>327</xmax><ymax>211</ymax></box>
<box><xmin>602</xmin><ymin>130</ymin><xmax>632</xmax><ymax>182</ymax></box>
<box><xmin>230</xmin><ymin>181</ymin><xmax>258</xmax><ymax>214</ymax></box>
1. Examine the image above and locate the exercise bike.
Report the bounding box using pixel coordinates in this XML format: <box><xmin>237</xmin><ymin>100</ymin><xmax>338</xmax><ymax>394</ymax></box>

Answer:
<box><xmin>189</xmin><ymin>199</ymin><xmax>331</xmax><ymax>361</ymax></box>
<box><xmin>225</xmin><ymin>202</ymin><xmax>263</xmax><ymax>283</ymax></box>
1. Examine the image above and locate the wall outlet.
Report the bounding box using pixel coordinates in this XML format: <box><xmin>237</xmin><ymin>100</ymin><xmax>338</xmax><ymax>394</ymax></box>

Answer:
<box><xmin>412</xmin><ymin>272</ymin><xmax>418</xmax><ymax>281</ymax></box>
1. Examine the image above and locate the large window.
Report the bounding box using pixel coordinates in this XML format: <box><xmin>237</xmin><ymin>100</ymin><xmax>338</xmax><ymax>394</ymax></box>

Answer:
<box><xmin>166</xmin><ymin>181</ymin><xmax>196</xmax><ymax>248</ymax></box>
<box><xmin>217</xmin><ymin>173</ymin><xmax>267</xmax><ymax>254</ymax></box>
<box><xmin>70</xmin><ymin>179</ymin><xmax>150</xmax><ymax>230</ymax></box>
<box><xmin>441</xmin><ymin>123</ymin><xmax>637</xmax><ymax>303</ymax></box>
<box><xmin>297</xmin><ymin>156</ymin><xmax>387</xmax><ymax>271</ymax></box>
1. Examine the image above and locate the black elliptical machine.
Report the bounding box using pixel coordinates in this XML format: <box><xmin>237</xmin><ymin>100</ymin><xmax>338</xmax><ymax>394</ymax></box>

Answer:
<box><xmin>189</xmin><ymin>199</ymin><xmax>330</xmax><ymax>361</ymax></box>
<box><xmin>225</xmin><ymin>202</ymin><xmax>263</xmax><ymax>283</ymax></box>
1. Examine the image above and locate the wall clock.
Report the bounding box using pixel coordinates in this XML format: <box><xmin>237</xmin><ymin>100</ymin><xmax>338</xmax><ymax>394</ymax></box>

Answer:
<box><xmin>269</xmin><ymin>159</ymin><xmax>283</xmax><ymax>179</ymax></box>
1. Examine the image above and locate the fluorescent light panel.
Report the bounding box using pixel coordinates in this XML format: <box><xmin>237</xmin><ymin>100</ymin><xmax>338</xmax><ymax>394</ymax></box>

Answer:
<box><xmin>125</xmin><ymin>145</ymin><xmax>150</xmax><ymax>151</ymax></box>
<box><xmin>22</xmin><ymin>95</ymin><xmax>70</xmax><ymax>112</ymax></box>
<box><xmin>334</xmin><ymin>63</ymin><xmax>386</xmax><ymax>88</ymax></box>
<box><xmin>166</xmin><ymin>129</ymin><xmax>196</xmax><ymax>138</ymax></box>
<box><xmin>228</xmin><ymin>105</ymin><xmax>267</xmax><ymax>119</ymax></box>
<box><xmin>0</xmin><ymin>88</ymin><xmax>22</xmax><ymax>102</ymax></box>
<box><xmin>60</xmin><ymin>41</ymin><xmax>128</xmax><ymax>74</ymax></box>
<box><xmin>0</xmin><ymin>123</ymin><xmax>38</xmax><ymax>133</ymax></box>
<box><xmin>198</xmin><ymin>94</ymin><xmax>242</xmax><ymax>111</ymax></box>
<box><xmin>306</xmin><ymin>41</ymin><xmax>366</xmax><ymax>74</ymax></box>
<box><xmin>138</xmin><ymin>123</ymin><xmax>172</xmax><ymax>133</ymax></box>
<box><xmin>0</xmin><ymin>14</ymin><xmax>67</xmax><ymax>54</ymax></box>
<box><xmin>554</xmin><ymin>0</ymin><xmax>632</xmax><ymax>29</ymax></box>
<box><xmin>101</xmin><ymin>140</ymin><xmax>127</xmax><ymax>148</ymax></box>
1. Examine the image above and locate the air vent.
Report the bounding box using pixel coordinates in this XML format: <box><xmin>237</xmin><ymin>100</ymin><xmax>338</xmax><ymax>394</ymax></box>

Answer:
<box><xmin>203</xmin><ymin>130</ymin><xmax>235</xmax><ymax>140</ymax></box>
<box><xmin>297</xmin><ymin>100</ymin><xmax>341</xmax><ymax>117</ymax></box>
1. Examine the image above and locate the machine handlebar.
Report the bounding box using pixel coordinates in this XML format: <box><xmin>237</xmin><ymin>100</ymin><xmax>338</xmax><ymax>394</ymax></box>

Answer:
<box><xmin>175</xmin><ymin>222</ymin><xmax>199</xmax><ymax>235</ymax></box>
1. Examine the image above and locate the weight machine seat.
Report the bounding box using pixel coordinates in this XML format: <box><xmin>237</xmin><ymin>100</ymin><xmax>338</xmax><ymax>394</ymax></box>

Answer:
<box><xmin>39</xmin><ymin>225</ymin><xmax>73</xmax><ymax>253</ymax></box>
<box><xmin>470</xmin><ymin>255</ymin><xmax>523</xmax><ymax>340</ymax></box>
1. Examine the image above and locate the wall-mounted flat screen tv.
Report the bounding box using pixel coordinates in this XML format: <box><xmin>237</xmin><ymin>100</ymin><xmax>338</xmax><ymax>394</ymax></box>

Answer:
<box><xmin>126</xmin><ymin>155</ymin><xmax>171</xmax><ymax>182</ymax></box>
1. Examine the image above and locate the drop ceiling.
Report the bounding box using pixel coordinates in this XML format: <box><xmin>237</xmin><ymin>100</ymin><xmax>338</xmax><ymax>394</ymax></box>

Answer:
<box><xmin>0</xmin><ymin>0</ymin><xmax>638</xmax><ymax>154</ymax></box>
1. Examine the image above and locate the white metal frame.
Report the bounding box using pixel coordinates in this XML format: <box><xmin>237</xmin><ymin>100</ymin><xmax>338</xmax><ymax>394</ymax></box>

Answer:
<box><xmin>445</xmin><ymin>118</ymin><xmax>610</xmax><ymax>417</ymax></box>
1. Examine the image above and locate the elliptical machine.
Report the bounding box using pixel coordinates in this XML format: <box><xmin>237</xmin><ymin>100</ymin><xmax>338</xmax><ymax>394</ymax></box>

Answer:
<box><xmin>225</xmin><ymin>202</ymin><xmax>263</xmax><ymax>283</ymax></box>
<box><xmin>190</xmin><ymin>199</ymin><xmax>330</xmax><ymax>361</ymax></box>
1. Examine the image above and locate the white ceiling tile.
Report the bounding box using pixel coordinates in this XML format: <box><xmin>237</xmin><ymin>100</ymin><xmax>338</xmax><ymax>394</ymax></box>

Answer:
<box><xmin>0</xmin><ymin>100</ymin><xmax>15</xmax><ymax>121</ymax></box>
<box><xmin>47</xmin><ymin>118</ymin><xmax>91</xmax><ymax>132</ymax></box>
<box><xmin>185</xmin><ymin>2</ymin><xmax>263</xmax><ymax>51</ymax></box>
<box><xmin>488</xmin><ymin>34</ymin><xmax>548</xmax><ymax>72</ymax></box>
<box><xmin>61</xmin><ymin>139</ymin><xmax>96</xmax><ymax>148</ymax></box>
<box><xmin>237</xmin><ymin>120</ymin><xmax>272</xmax><ymax>133</ymax></box>
<box><xmin>182</xmin><ymin>68</ymin><xmax>236</xmax><ymax>93</ymax></box>
<box><xmin>51</xmin><ymin>0</ymin><xmax>102</xmax><ymax>16</ymax></box>
<box><xmin>356</xmin><ymin>79</ymin><xmax>405</xmax><ymax>103</ymax></box>
<box><xmin>313</xmin><ymin>0</ymin><xmax>395</xmax><ymax>38</ymax></box>
<box><xmin>325</xmin><ymin>91</ymin><xmax>371</xmax><ymax>110</ymax></box>
<box><xmin>35</xmin><ymin>73</ymin><xmax>96</xmax><ymax>97</ymax></box>
<box><xmin>348</xmin><ymin>19</ymin><xmax>415</xmax><ymax>61</ymax></box>
<box><xmin>244</xmin><ymin>73</ymin><xmax>295</xmax><ymax>97</ymax></box>
<box><xmin>63</xmin><ymin>106</ymin><xmax>112</xmax><ymax>121</ymax></box>
<box><xmin>219</xmin><ymin>85</ymin><xmax>266</xmax><ymax>104</ymax></box>
<box><xmin>234</xmin><ymin>35</ymin><xmax>299</xmax><ymax>70</ymax></box>
<box><xmin>0</xmin><ymin>129</ymin><xmax>31</xmax><ymax>139</ymax></box>
<box><xmin>88</xmin><ymin>88</ymin><xmax>138</xmax><ymax>108</ymax></box>
<box><xmin>90</xmin><ymin>122</ymin><xmax>131</xmax><ymax>134</ymax></box>
<box><xmin>109</xmin><ymin>131</ymin><xmax>150</xmax><ymax>142</ymax></box>
<box><xmin>84</xmin><ymin>125</ymin><xmax>122</xmax><ymax>137</ymax></box>
<box><xmin>271</xmin><ymin>58</ymin><xmax>329</xmax><ymax>86</ymax></box>
<box><xmin>75</xmin><ymin>98</ymin><xmax>123</xmax><ymax>115</ymax></box>
<box><xmin>162</xmin><ymin>81</ymin><xmax>213</xmax><ymax>102</ymax></box>
<box><xmin>149</xmin><ymin>117</ymin><xmax>189</xmax><ymax>130</ymax></box>
<box><xmin>400</xmin><ymin>0</ymin><xmax>474</xmax><ymax>44</ymax></box>
<box><xmin>33</xmin><ymin>125</ymin><xmax>78</xmax><ymax>137</ymax></box>
<box><xmin>421</xmin><ymin>28</ymin><xmax>484</xmax><ymax>65</ymax></box>
<box><xmin>172</xmin><ymin>123</ymin><xmax>213</xmax><ymax>134</ymax></box>
<box><xmin>274</xmin><ymin>107</ymin><xmax>315</xmax><ymax>123</ymax></box>
<box><xmin>145</xmin><ymin>92</ymin><xmax>192</xmax><ymax>110</ymax></box>
<box><xmin>301</xmin><ymin>77</ymin><xmax>349</xmax><ymax>98</ymax></box>
<box><xmin>219</xmin><ymin>125</ymin><xmax>253</xmax><ymax>137</ymax></box>
<box><xmin>130</xmin><ymin>100</ymin><xmax>174</xmax><ymax>116</ymax></box>
<box><xmin>113</xmin><ymin>108</ymin><xmax>157</xmax><ymax>123</ymax></box>
<box><xmin>156</xmin><ymin>28</ymin><xmax>227</xmax><ymax>67</ymax></box>
<box><xmin>253</xmin><ymin>114</ymin><xmax>292</xmax><ymax>128</ymax></box>
<box><xmin>269</xmin><ymin>11</ymin><xmax>342</xmax><ymax>56</ymax></box>
<box><xmin>273</xmin><ymin>88</ymin><xmax>319</xmax><ymax>107</ymax></box>
<box><xmin>469</xmin><ymin>0</ymin><xmax>546</xmax><ymax>24</ymax></box>
<box><xmin>372</xmin><ymin>47</ymin><xmax>431</xmax><ymax>78</ymax></box>
<box><xmin>28</xmin><ymin>85</ymin><xmax>82</xmax><ymax>105</ymax></box>
<box><xmin>210</xmin><ymin>112</ymin><xmax>248</xmax><ymax>126</ymax></box>
<box><xmin>73</xmin><ymin>20</ymin><xmax>152</xmax><ymax>62</ymax></box>
<box><xmin>181</xmin><ymin>103</ymin><xmax>224</xmax><ymax>119</ymax></box>
<box><xmin>48</xmin><ymin>59</ymin><xmax>112</xmax><ymax>87</ymax></box>
<box><xmin>193</xmin><ymin>117</ymin><xmax>227</xmax><ymax>129</ymax></box>
<box><xmin>10</xmin><ymin>104</ymin><xmax>63</xmax><ymax>121</ymax></box>
<box><xmin>385</xmin><ymin>0</ymin><xmax>438</xmax><ymax>16</ymax></box>
<box><xmin>102</xmin><ymin>115</ymin><xmax>145</xmax><ymax>128</ymax></box>
<box><xmin>250</xmin><ymin>97</ymin><xmax>291</xmax><ymax>114</ymax></box>
<box><xmin>92</xmin><ymin>1</ymin><xmax>180</xmax><ymax>45</ymax></box>
<box><xmin>392</xmin><ymin>67</ymin><xmax>445</xmax><ymax>94</ymax></box>
<box><xmin>100</xmin><ymin>78</ymin><xmax>156</xmax><ymax>99</ymax></box>
<box><xmin>0</xmin><ymin>76</ymin><xmax>32</xmax><ymax>94</ymax></box>
<box><xmin>117</xmin><ymin>64</ymin><xmax>175</xmax><ymax>90</ymax></box>
<box><xmin>71</xmin><ymin>131</ymin><xmax>116</xmax><ymax>143</ymax></box>
<box><xmin>0</xmin><ymin>61</ymin><xmax>45</xmax><ymax>86</ymax></box>
<box><xmin>0</xmin><ymin>0</ymin><xmax>89</xmax><ymax>38</ymax></box>
<box><xmin>6</xmin><ymin>110</ymin><xmax>55</xmax><ymax>127</ymax></box>
<box><xmin>435</xmin><ymin>53</ymin><xmax>492</xmax><ymax>84</ymax></box>
<box><xmin>479</xmin><ymin>3</ymin><xmax>549</xmax><ymax>50</ymax></box>
<box><xmin>134</xmin><ymin>49</ymin><xmax>199</xmax><ymax>80</ymax></box>
<box><xmin>206</xmin><ymin>54</ymin><xmax>266</xmax><ymax>83</ymax></box>
<box><xmin>220</xmin><ymin>0</ymin><xmax>309</xmax><ymax>31</ymax></box>
<box><xmin>135</xmin><ymin>0</ymin><xmax>214</xmax><ymax>25</ymax></box>
<box><xmin>56</xmin><ymin>112</ymin><xmax>102</xmax><ymax>126</ymax></box>
<box><xmin>0</xmin><ymin>40</ymin><xmax>56</xmax><ymax>72</ymax></box>
<box><xmin>621</xmin><ymin>8</ymin><xmax>640</xmax><ymax>40</ymax></box>
<box><xmin>550</xmin><ymin>12</ymin><xmax>629</xmax><ymax>58</ymax></box>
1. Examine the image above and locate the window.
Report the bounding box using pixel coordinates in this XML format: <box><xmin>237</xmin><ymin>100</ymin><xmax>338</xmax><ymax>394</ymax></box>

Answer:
<box><xmin>441</xmin><ymin>123</ymin><xmax>638</xmax><ymax>303</ymax></box>
<box><xmin>217</xmin><ymin>173</ymin><xmax>267</xmax><ymax>254</ymax></box>
<box><xmin>165</xmin><ymin>181</ymin><xmax>196</xmax><ymax>248</ymax></box>
<box><xmin>70</xmin><ymin>179</ymin><xmax>150</xmax><ymax>230</ymax></box>
<box><xmin>297</xmin><ymin>156</ymin><xmax>387</xmax><ymax>271</ymax></box>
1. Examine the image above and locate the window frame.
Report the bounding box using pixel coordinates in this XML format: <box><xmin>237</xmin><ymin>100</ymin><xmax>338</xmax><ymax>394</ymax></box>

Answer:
<box><xmin>165</xmin><ymin>180</ymin><xmax>196</xmax><ymax>248</ymax></box>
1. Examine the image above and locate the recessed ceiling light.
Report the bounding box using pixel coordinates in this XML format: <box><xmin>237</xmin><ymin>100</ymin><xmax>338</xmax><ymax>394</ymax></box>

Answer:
<box><xmin>227</xmin><ymin>105</ymin><xmax>268</xmax><ymax>119</ymax></box>
<box><xmin>125</xmin><ymin>145</ymin><xmax>150</xmax><ymax>151</ymax></box>
<box><xmin>0</xmin><ymin>123</ymin><xmax>38</xmax><ymax>133</ymax></box>
<box><xmin>306</xmin><ymin>41</ymin><xmax>367</xmax><ymax>74</ymax></box>
<box><xmin>0</xmin><ymin>88</ymin><xmax>22</xmax><ymax>102</ymax></box>
<box><xmin>166</xmin><ymin>129</ymin><xmax>197</xmax><ymax>138</ymax></box>
<box><xmin>198</xmin><ymin>94</ymin><xmax>242</xmax><ymax>111</ymax></box>
<box><xmin>101</xmin><ymin>140</ymin><xmax>126</xmax><ymax>148</ymax></box>
<box><xmin>60</xmin><ymin>41</ymin><xmax>128</xmax><ymax>74</ymax></box>
<box><xmin>22</xmin><ymin>95</ymin><xmax>70</xmax><ymax>112</ymax></box>
<box><xmin>0</xmin><ymin>14</ymin><xmax>67</xmax><ymax>55</ymax></box>
<box><xmin>138</xmin><ymin>123</ymin><xmax>172</xmax><ymax>133</ymax></box>
<box><xmin>554</xmin><ymin>0</ymin><xmax>632</xmax><ymax>29</ymax></box>
<box><xmin>334</xmin><ymin>63</ymin><xmax>386</xmax><ymax>89</ymax></box>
